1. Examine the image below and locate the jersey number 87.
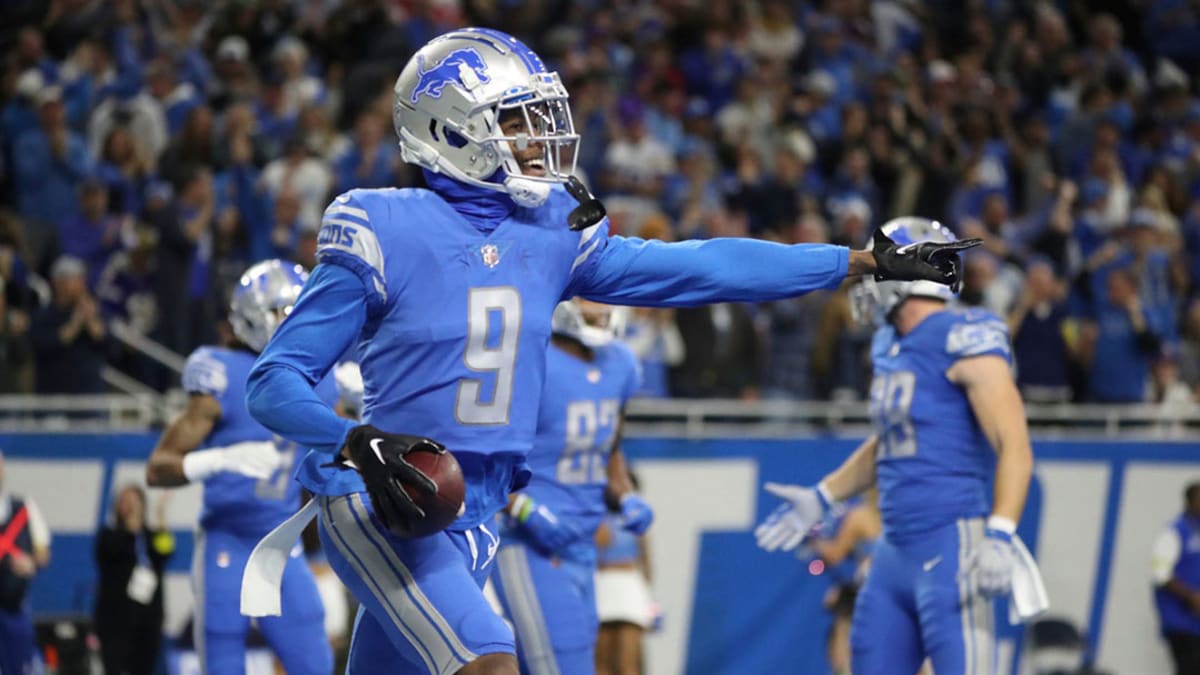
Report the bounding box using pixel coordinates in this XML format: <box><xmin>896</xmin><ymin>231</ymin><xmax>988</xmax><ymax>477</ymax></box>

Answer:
<box><xmin>558</xmin><ymin>399</ymin><xmax>619</xmax><ymax>484</ymax></box>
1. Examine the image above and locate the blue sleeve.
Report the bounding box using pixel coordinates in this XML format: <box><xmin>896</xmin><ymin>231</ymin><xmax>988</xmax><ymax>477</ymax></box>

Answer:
<box><xmin>316</xmin><ymin>191</ymin><xmax>389</xmax><ymax>315</ymax></box>
<box><xmin>945</xmin><ymin>313</ymin><xmax>1013</xmax><ymax>365</ymax></box>
<box><xmin>568</xmin><ymin>231</ymin><xmax>849</xmax><ymax>306</ymax></box>
<box><xmin>246</xmin><ymin>263</ymin><xmax>364</xmax><ymax>454</ymax></box>
<box><xmin>182</xmin><ymin>349</ymin><xmax>229</xmax><ymax>400</ymax></box>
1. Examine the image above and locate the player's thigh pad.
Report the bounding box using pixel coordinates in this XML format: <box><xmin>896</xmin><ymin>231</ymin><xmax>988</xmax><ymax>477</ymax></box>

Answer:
<box><xmin>915</xmin><ymin>517</ymin><xmax>996</xmax><ymax>675</ymax></box>
<box><xmin>318</xmin><ymin>493</ymin><xmax>514</xmax><ymax>675</ymax></box>
<box><xmin>493</xmin><ymin>544</ymin><xmax>598</xmax><ymax>675</ymax></box>
<box><xmin>255</xmin><ymin>552</ymin><xmax>332</xmax><ymax>675</ymax></box>
<box><xmin>849</xmin><ymin>536</ymin><xmax>925</xmax><ymax>675</ymax></box>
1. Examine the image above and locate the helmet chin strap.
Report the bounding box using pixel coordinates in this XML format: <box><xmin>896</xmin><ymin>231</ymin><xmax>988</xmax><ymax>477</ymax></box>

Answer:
<box><xmin>503</xmin><ymin>174</ymin><xmax>551</xmax><ymax>207</ymax></box>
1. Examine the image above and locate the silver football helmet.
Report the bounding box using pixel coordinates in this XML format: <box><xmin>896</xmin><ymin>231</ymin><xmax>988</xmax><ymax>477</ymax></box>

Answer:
<box><xmin>229</xmin><ymin>259</ymin><xmax>308</xmax><ymax>352</ymax></box>
<box><xmin>393</xmin><ymin>28</ymin><xmax>579</xmax><ymax>208</ymax></box>
<box><xmin>552</xmin><ymin>299</ymin><xmax>629</xmax><ymax>348</ymax></box>
<box><xmin>851</xmin><ymin>217</ymin><xmax>959</xmax><ymax>325</ymax></box>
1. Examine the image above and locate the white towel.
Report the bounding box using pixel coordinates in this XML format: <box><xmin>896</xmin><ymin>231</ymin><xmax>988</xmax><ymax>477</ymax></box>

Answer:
<box><xmin>1009</xmin><ymin>534</ymin><xmax>1050</xmax><ymax>625</ymax></box>
<box><xmin>240</xmin><ymin>499</ymin><xmax>320</xmax><ymax>617</ymax></box>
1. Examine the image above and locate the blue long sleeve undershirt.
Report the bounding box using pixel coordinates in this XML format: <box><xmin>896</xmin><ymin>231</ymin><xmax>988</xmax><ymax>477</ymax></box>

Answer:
<box><xmin>573</xmin><ymin>236</ymin><xmax>850</xmax><ymax>305</ymax></box>
<box><xmin>246</xmin><ymin>263</ymin><xmax>364</xmax><ymax>454</ymax></box>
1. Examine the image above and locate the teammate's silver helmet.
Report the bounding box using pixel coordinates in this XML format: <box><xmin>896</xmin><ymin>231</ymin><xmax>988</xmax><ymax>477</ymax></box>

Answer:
<box><xmin>393</xmin><ymin>28</ymin><xmax>578</xmax><ymax>208</ymax></box>
<box><xmin>229</xmin><ymin>259</ymin><xmax>308</xmax><ymax>352</ymax></box>
<box><xmin>552</xmin><ymin>299</ymin><xmax>629</xmax><ymax>348</ymax></box>
<box><xmin>851</xmin><ymin>217</ymin><xmax>960</xmax><ymax>325</ymax></box>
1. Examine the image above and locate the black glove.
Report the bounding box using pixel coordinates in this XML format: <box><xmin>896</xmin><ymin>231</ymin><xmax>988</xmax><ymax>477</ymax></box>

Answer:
<box><xmin>871</xmin><ymin>229</ymin><xmax>983</xmax><ymax>293</ymax></box>
<box><xmin>565</xmin><ymin>175</ymin><xmax>606</xmax><ymax>231</ymax></box>
<box><xmin>344</xmin><ymin>425</ymin><xmax>440</xmax><ymax>533</ymax></box>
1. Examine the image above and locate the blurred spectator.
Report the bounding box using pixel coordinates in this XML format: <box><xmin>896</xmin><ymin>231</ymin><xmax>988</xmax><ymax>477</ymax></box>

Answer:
<box><xmin>1008</xmin><ymin>259</ymin><xmax>1073</xmax><ymax>403</ymax></box>
<box><xmin>1080</xmin><ymin>267</ymin><xmax>1162</xmax><ymax>403</ymax></box>
<box><xmin>208</xmin><ymin>35</ymin><xmax>258</xmax><ymax>111</ymax></box>
<box><xmin>0</xmin><ymin>277</ymin><xmax>32</xmax><ymax>394</ymax></box>
<box><xmin>13</xmin><ymin>86</ymin><xmax>91</xmax><ymax>268</ymax></box>
<box><xmin>97</xmin><ymin>228</ymin><xmax>159</xmax><ymax>386</ymax></box>
<box><xmin>95</xmin><ymin>125</ymin><xmax>155</xmax><ymax>218</ymax></box>
<box><xmin>144</xmin><ymin>58</ymin><xmax>201</xmax><ymax>136</ymax></box>
<box><xmin>1152</xmin><ymin>482</ymin><xmax>1200</xmax><ymax>674</ymax></box>
<box><xmin>604</xmin><ymin>98</ymin><xmax>675</xmax><ymax>208</ymax></box>
<box><xmin>1181</xmin><ymin>301</ymin><xmax>1200</xmax><ymax>393</ymax></box>
<box><xmin>0</xmin><ymin>449</ymin><xmax>51</xmax><ymax>675</ymax></box>
<box><xmin>30</xmin><ymin>256</ymin><xmax>107</xmax><ymax>394</ymax></box>
<box><xmin>158</xmin><ymin>105</ymin><xmax>216</xmax><ymax>188</ymax></box>
<box><xmin>760</xmin><ymin>215</ymin><xmax>831</xmax><ymax>400</ymax></box>
<box><xmin>56</xmin><ymin>175</ymin><xmax>126</xmax><ymax>287</ymax></box>
<box><xmin>149</xmin><ymin>166</ymin><xmax>215</xmax><ymax>356</ymax></box>
<box><xmin>670</xmin><ymin>299</ymin><xmax>760</xmax><ymax>400</ymax></box>
<box><xmin>261</xmin><ymin>136</ymin><xmax>333</xmax><ymax>231</ymax></box>
<box><xmin>94</xmin><ymin>485</ymin><xmax>174</xmax><ymax>675</ymax></box>
<box><xmin>334</xmin><ymin>111</ymin><xmax>399</xmax><ymax>194</ymax></box>
<box><xmin>273</xmin><ymin>36</ymin><xmax>324</xmax><ymax>117</ymax></box>
<box><xmin>87</xmin><ymin>83</ymin><xmax>168</xmax><ymax>167</ymax></box>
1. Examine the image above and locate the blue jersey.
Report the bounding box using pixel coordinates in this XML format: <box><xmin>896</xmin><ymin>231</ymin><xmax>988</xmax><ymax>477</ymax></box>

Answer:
<box><xmin>514</xmin><ymin>340</ymin><xmax>640</xmax><ymax>562</ymax></box>
<box><xmin>183</xmin><ymin>346</ymin><xmax>336</xmax><ymax>537</ymax></box>
<box><xmin>253</xmin><ymin>182</ymin><xmax>849</xmax><ymax>533</ymax></box>
<box><xmin>868</xmin><ymin>308</ymin><xmax>1012</xmax><ymax>541</ymax></box>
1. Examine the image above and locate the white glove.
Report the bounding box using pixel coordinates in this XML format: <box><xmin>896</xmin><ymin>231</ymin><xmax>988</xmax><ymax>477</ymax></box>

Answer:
<box><xmin>961</xmin><ymin>516</ymin><xmax>1016</xmax><ymax>598</ymax></box>
<box><xmin>183</xmin><ymin>441</ymin><xmax>281</xmax><ymax>482</ymax></box>
<box><xmin>754</xmin><ymin>482</ymin><xmax>836</xmax><ymax>553</ymax></box>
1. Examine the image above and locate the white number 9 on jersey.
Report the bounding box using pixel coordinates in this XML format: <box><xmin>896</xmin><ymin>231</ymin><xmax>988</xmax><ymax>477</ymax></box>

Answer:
<box><xmin>456</xmin><ymin>287</ymin><xmax>522</xmax><ymax>425</ymax></box>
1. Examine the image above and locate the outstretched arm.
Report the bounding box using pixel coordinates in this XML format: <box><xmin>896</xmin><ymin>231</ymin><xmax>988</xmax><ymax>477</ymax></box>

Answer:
<box><xmin>572</xmin><ymin>234</ymin><xmax>851</xmax><ymax>306</ymax></box>
<box><xmin>569</xmin><ymin>226</ymin><xmax>974</xmax><ymax>307</ymax></box>
<box><xmin>246</xmin><ymin>263</ymin><xmax>365</xmax><ymax>455</ymax></box>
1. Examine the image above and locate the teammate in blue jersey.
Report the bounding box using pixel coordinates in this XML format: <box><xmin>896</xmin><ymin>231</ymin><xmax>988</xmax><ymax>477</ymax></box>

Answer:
<box><xmin>755</xmin><ymin>218</ymin><xmax>1034</xmax><ymax>675</ymax></box>
<box><xmin>490</xmin><ymin>299</ymin><xmax>650</xmax><ymax>675</ymax></box>
<box><xmin>146</xmin><ymin>259</ymin><xmax>335</xmax><ymax>675</ymax></box>
<box><xmin>242</xmin><ymin>28</ymin><xmax>977</xmax><ymax>675</ymax></box>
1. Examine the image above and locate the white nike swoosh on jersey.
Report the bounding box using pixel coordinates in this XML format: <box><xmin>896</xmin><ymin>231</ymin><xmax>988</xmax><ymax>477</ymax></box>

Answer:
<box><xmin>369</xmin><ymin>438</ymin><xmax>387</xmax><ymax>464</ymax></box>
<box><xmin>923</xmin><ymin>555</ymin><xmax>943</xmax><ymax>572</ymax></box>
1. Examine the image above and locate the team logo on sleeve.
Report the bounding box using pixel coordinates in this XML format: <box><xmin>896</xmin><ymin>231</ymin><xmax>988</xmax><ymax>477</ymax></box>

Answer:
<box><xmin>410</xmin><ymin>48</ymin><xmax>491</xmax><ymax>103</ymax></box>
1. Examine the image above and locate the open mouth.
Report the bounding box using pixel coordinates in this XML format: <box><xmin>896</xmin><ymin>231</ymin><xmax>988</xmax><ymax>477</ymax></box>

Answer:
<box><xmin>519</xmin><ymin>157</ymin><xmax>546</xmax><ymax>177</ymax></box>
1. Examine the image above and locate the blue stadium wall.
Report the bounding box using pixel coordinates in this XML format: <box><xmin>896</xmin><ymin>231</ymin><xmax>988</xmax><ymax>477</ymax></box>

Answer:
<box><xmin>0</xmin><ymin>432</ymin><xmax>1194</xmax><ymax>675</ymax></box>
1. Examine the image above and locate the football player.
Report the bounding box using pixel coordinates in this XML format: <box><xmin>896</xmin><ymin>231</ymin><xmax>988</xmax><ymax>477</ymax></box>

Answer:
<box><xmin>244</xmin><ymin>29</ymin><xmax>977</xmax><ymax>675</ymax></box>
<box><xmin>755</xmin><ymin>217</ymin><xmax>1034</xmax><ymax>675</ymax></box>
<box><xmin>146</xmin><ymin>260</ymin><xmax>335</xmax><ymax>675</ymax></box>
<box><xmin>490</xmin><ymin>299</ymin><xmax>649</xmax><ymax>675</ymax></box>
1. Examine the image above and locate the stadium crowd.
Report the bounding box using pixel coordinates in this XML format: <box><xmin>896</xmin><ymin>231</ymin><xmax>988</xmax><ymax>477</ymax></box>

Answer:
<box><xmin>0</xmin><ymin>0</ymin><xmax>1198</xmax><ymax>406</ymax></box>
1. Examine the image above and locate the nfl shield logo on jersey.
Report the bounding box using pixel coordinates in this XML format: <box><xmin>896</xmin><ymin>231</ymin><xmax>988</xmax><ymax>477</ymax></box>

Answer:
<box><xmin>481</xmin><ymin>243</ymin><xmax>501</xmax><ymax>268</ymax></box>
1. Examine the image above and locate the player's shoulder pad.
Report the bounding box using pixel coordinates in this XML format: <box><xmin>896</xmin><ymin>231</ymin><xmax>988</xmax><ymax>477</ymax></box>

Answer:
<box><xmin>317</xmin><ymin>189</ymin><xmax>393</xmax><ymax>306</ymax></box>
<box><xmin>944</xmin><ymin>307</ymin><xmax>1011</xmax><ymax>360</ymax></box>
<box><xmin>869</xmin><ymin>324</ymin><xmax>897</xmax><ymax>362</ymax></box>
<box><xmin>606</xmin><ymin>339</ymin><xmax>641</xmax><ymax>375</ymax></box>
<box><xmin>182</xmin><ymin>346</ymin><xmax>230</xmax><ymax>397</ymax></box>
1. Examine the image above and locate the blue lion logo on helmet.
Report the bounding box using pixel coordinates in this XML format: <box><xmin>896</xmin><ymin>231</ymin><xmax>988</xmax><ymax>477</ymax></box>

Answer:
<box><xmin>410</xmin><ymin>48</ymin><xmax>491</xmax><ymax>104</ymax></box>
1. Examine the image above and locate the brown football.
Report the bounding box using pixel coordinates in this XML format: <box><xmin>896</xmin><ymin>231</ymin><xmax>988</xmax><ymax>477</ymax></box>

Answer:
<box><xmin>390</xmin><ymin>447</ymin><xmax>465</xmax><ymax>538</ymax></box>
